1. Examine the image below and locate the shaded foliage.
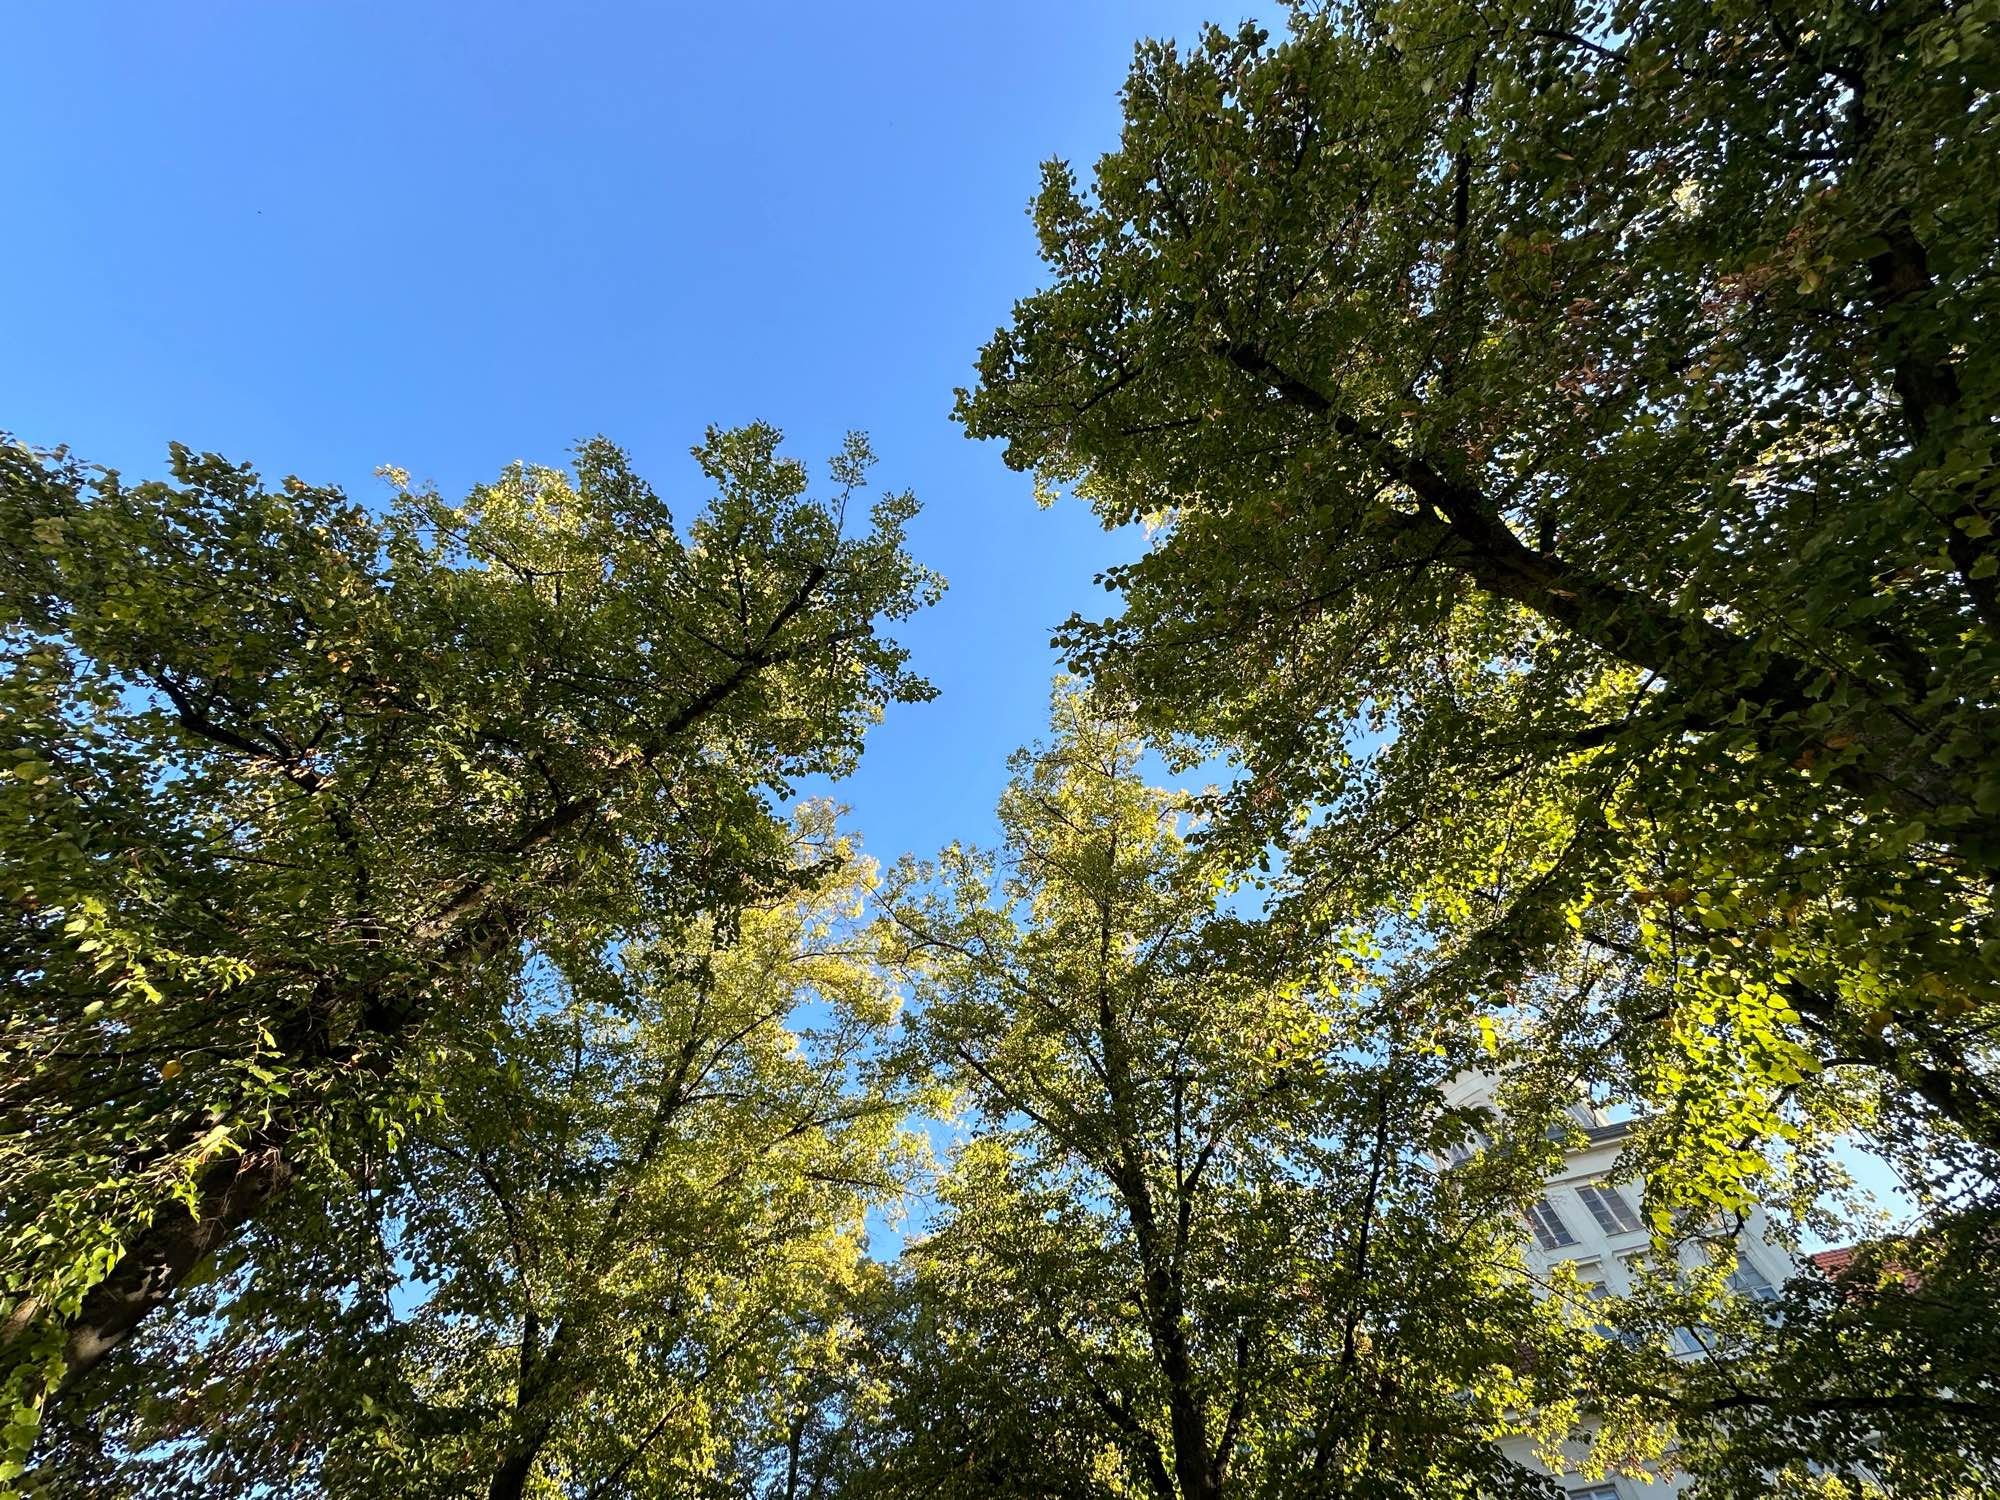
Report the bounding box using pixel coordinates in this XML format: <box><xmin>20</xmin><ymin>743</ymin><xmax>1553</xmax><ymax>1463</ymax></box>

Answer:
<box><xmin>0</xmin><ymin>426</ymin><xmax>937</xmax><ymax>1466</ymax></box>
<box><xmin>33</xmin><ymin>815</ymin><xmax>915</xmax><ymax>1499</ymax></box>
<box><xmin>959</xmin><ymin>0</ymin><xmax>2000</xmax><ymax>1203</ymax></box>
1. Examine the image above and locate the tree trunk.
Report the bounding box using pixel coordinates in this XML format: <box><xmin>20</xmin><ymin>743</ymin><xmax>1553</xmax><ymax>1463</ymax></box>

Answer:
<box><xmin>4</xmin><ymin>1142</ymin><xmax>297</xmax><ymax>1398</ymax></box>
<box><xmin>488</xmin><ymin>1433</ymin><xmax>550</xmax><ymax>1500</ymax></box>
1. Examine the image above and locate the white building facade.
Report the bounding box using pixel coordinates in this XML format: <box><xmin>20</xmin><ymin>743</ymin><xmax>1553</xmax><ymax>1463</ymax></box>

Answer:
<box><xmin>1440</xmin><ymin>1072</ymin><xmax>1795</xmax><ymax>1499</ymax></box>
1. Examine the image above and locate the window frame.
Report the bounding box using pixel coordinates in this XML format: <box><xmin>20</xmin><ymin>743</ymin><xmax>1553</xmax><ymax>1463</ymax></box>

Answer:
<box><xmin>1730</xmin><ymin>1255</ymin><xmax>1780</xmax><ymax>1303</ymax></box>
<box><xmin>1526</xmin><ymin>1195</ymin><xmax>1578</xmax><ymax>1250</ymax></box>
<box><xmin>1576</xmin><ymin>1180</ymin><xmax>1645</xmax><ymax>1236</ymax></box>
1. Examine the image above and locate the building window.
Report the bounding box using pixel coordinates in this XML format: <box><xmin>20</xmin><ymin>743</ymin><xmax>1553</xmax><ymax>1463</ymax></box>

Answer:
<box><xmin>1574</xmin><ymin>1263</ymin><xmax>1619</xmax><ymax>1337</ymax></box>
<box><xmin>1577</xmin><ymin>1181</ymin><xmax>1645</xmax><ymax>1236</ymax></box>
<box><xmin>1567</xmin><ymin>1487</ymin><xmax>1623</xmax><ymax>1500</ymax></box>
<box><xmin>1730</xmin><ymin>1258</ymin><xmax>1780</xmax><ymax>1303</ymax></box>
<box><xmin>1619</xmin><ymin>1253</ymin><xmax>1703</xmax><ymax>1355</ymax></box>
<box><xmin>1526</xmin><ymin>1197</ymin><xmax>1577</xmax><ymax>1249</ymax></box>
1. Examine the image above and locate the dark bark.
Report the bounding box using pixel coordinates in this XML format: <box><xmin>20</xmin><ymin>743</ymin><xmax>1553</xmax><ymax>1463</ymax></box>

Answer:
<box><xmin>54</xmin><ymin>1145</ymin><xmax>295</xmax><ymax>1393</ymax></box>
<box><xmin>1577</xmin><ymin>917</ymin><xmax>2000</xmax><ymax>1158</ymax></box>
<box><xmin>1788</xmin><ymin>984</ymin><xmax>2000</xmax><ymax>1155</ymax></box>
<box><xmin>1091</xmin><ymin>849</ymin><xmax>1222</xmax><ymax>1500</ymax></box>
<box><xmin>1219</xmin><ymin>340</ymin><xmax>2000</xmax><ymax>863</ymax></box>
<box><xmin>1845</xmin><ymin>41</ymin><xmax>1999</xmax><ymax>635</ymax></box>
<box><xmin>488</xmin><ymin>1425</ymin><xmax>554</xmax><ymax>1500</ymax></box>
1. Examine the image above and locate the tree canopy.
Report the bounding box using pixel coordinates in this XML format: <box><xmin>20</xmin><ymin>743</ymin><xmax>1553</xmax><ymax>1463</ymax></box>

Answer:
<box><xmin>33</xmin><ymin>811</ymin><xmax>913</xmax><ymax>1498</ymax></box>
<box><xmin>957</xmin><ymin>0</ymin><xmax>1999</xmax><ymax>1228</ymax></box>
<box><xmin>7</xmin><ymin>1</ymin><xmax>2000</xmax><ymax>1495</ymax></box>
<box><xmin>0</xmin><ymin>426</ymin><xmax>937</xmax><ymax>1468</ymax></box>
<box><xmin>854</xmin><ymin>693</ymin><xmax>1571</xmax><ymax>1500</ymax></box>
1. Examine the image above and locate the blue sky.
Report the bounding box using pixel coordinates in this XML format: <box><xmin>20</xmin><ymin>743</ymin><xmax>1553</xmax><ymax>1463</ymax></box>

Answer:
<box><xmin>4</xmin><ymin>0</ymin><xmax>1285</xmax><ymax>868</ymax></box>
